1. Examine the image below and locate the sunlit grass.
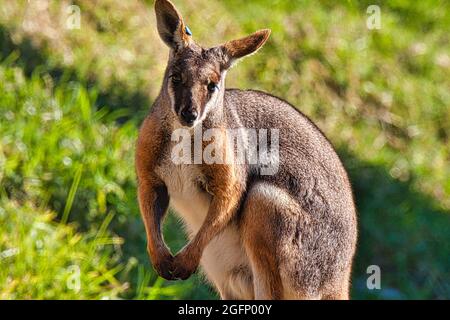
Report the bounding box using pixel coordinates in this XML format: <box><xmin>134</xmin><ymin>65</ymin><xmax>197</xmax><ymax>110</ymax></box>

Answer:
<box><xmin>0</xmin><ymin>199</ymin><xmax>125</xmax><ymax>299</ymax></box>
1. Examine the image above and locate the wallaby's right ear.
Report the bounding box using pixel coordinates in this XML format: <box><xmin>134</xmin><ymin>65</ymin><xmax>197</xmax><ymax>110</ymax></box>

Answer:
<box><xmin>155</xmin><ymin>0</ymin><xmax>192</xmax><ymax>51</ymax></box>
<box><xmin>220</xmin><ymin>29</ymin><xmax>271</xmax><ymax>69</ymax></box>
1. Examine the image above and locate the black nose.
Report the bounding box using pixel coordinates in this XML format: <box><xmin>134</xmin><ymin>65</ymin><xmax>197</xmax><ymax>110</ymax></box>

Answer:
<box><xmin>181</xmin><ymin>109</ymin><xmax>198</xmax><ymax>124</ymax></box>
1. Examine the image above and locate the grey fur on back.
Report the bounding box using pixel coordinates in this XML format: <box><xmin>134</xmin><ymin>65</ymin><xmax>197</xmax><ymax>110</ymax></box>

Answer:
<box><xmin>222</xmin><ymin>88</ymin><xmax>357</xmax><ymax>294</ymax></box>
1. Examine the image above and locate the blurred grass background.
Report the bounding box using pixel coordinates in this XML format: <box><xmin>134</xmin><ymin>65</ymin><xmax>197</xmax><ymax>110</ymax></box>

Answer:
<box><xmin>0</xmin><ymin>0</ymin><xmax>449</xmax><ymax>299</ymax></box>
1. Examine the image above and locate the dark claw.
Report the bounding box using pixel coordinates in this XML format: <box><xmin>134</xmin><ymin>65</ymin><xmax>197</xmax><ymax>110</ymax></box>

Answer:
<box><xmin>156</xmin><ymin>267</ymin><xmax>176</xmax><ymax>280</ymax></box>
<box><xmin>170</xmin><ymin>265</ymin><xmax>196</xmax><ymax>280</ymax></box>
<box><xmin>153</xmin><ymin>257</ymin><xmax>177</xmax><ymax>280</ymax></box>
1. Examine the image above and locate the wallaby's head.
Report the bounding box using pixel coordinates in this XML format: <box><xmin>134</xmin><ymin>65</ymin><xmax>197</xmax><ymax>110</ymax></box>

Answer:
<box><xmin>155</xmin><ymin>0</ymin><xmax>270</xmax><ymax>127</ymax></box>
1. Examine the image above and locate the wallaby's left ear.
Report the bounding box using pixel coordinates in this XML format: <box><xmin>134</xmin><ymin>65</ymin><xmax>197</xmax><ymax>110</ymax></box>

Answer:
<box><xmin>220</xmin><ymin>29</ymin><xmax>271</xmax><ymax>69</ymax></box>
<box><xmin>155</xmin><ymin>0</ymin><xmax>192</xmax><ymax>51</ymax></box>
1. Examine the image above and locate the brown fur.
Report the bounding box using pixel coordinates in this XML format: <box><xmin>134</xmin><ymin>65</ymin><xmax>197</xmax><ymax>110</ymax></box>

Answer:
<box><xmin>240</xmin><ymin>190</ymin><xmax>284</xmax><ymax>299</ymax></box>
<box><xmin>136</xmin><ymin>0</ymin><xmax>357</xmax><ymax>300</ymax></box>
<box><xmin>135</xmin><ymin>113</ymin><xmax>174</xmax><ymax>279</ymax></box>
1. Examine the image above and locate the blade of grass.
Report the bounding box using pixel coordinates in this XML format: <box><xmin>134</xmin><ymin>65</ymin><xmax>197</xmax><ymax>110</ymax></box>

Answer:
<box><xmin>61</xmin><ymin>163</ymin><xmax>83</xmax><ymax>224</ymax></box>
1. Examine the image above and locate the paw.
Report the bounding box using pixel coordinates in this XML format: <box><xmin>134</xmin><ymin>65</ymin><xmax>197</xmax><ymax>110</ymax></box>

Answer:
<box><xmin>170</xmin><ymin>263</ymin><xmax>196</xmax><ymax>280</ymax></box>
<box><xmin>154</xmin><ymin>258</ymin><xmax>176</xmax><ymax>280</ymax></box>
<box><xmin>149</xmin><ymin>249</ymin><xmax>176</xmax><ymax>280</ymax></box>
<box><xmin>170</xmin><ymin>252</ymin><xmax>198</xmax><ymax>280</ymax></box>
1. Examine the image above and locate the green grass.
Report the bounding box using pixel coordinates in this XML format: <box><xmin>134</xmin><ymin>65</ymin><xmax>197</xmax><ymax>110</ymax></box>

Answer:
<box><xmin>0</xmin><ymin>199</ymin><xmax>124</xmax><ymax>299</ymax></box>
<box><xmin>0</xmin><ymin>0</ymin><xmax>449</xmax><ymax>299</ymax></box>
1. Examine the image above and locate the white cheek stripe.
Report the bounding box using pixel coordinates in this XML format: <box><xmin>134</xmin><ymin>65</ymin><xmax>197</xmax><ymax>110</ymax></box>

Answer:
<box><xmin>198</xmin><ymin>91</ymin><xmax>217</xmax><ymax>123</ymax></box>
<box><xmin>198</xmin><ymin>70</ymin><xmax>227</xmax><ymax>123</ymax></box>
<box><xmin>168</xmin><ymin>83</ymin><xmax>176</xmax><ymax>113</ymax></box>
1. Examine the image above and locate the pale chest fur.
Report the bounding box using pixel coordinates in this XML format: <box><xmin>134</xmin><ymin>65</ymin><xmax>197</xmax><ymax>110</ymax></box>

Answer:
<box><xmin>154</xmin><ymin>157</ymin><xmax>249</xmax><ymax>293</ymax></box>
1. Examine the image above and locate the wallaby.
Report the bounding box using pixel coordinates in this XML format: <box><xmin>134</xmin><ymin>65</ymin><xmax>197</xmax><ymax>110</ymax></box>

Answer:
<box><xmin>136</xmin><ymin>0</ymin><xmax>357</xmax><ymax>300</ymax></box>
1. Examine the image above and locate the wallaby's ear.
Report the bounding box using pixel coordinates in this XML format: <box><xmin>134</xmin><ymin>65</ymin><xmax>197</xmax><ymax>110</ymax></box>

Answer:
<box><xmin>155</xmin><ymin>0</ymin><xmax>192</xmax><ymax>51</ymax></box>
<box><xmin>220</xmin><ymin>29</ymin><xmax>271</xmax><ymax>69</ymax></box>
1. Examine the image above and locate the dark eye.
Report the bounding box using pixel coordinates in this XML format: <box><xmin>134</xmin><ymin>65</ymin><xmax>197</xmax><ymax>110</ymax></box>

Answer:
<box><xmin>171</xmin><ymin>74</ymin><xmax>182</xmax><ymax>84</ymax></box>
<box><xmin>207</xmin><ymin>82</ymin><xmax>218</xmax><ymax>93</ymax></box>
